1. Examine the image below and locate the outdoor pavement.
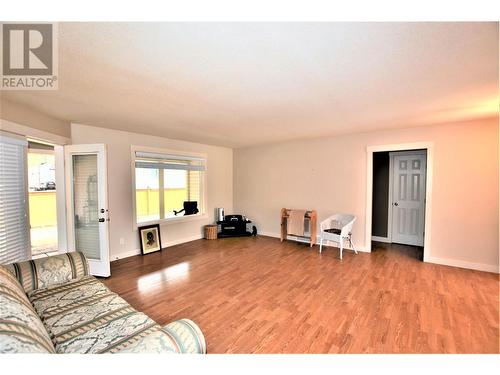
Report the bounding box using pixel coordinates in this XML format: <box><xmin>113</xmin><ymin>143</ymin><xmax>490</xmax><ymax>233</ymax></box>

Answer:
<box><xmin>31</xmin><ymin>226</ymin><xmax>58</xmax><ymax>256</ymax></box>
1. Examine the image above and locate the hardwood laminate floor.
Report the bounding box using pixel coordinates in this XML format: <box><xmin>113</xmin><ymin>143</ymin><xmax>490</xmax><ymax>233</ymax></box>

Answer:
<box><xmin>103</xmin><ymin>236</ymin><xmax>499</xmax><ymax>353</ymax></box>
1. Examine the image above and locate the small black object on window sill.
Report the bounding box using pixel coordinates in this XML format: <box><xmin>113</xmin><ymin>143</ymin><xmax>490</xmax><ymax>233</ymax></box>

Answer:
<box><xmin>174</xmin><ymin>201</ymin><xmax>199</xmax><ymax>216</ymax></box>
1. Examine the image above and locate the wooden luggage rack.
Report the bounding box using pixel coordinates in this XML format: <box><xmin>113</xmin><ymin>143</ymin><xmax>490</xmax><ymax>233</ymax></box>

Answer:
<box><xmin>280</xmin><ymin>208</ymin><xmax>317</xmax><ymax>247</ymax></box>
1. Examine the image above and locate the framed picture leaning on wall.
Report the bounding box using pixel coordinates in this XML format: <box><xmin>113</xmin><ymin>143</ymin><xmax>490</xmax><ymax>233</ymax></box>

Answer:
<box><xmin>139</xmin><ymin>224</ymin><xmax>162</xmax><ymax>255</ymax></box>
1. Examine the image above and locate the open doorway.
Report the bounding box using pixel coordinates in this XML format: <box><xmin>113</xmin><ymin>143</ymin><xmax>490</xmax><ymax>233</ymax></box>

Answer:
<box><xmin>370</xmin><ymin>149</ymin><xmax>428</xmax><ymax>261</ymax></box>
<box><xmin>27</xmin><ymin>140</ymin><xmax>58</xmax><ymax>256</ymax></box>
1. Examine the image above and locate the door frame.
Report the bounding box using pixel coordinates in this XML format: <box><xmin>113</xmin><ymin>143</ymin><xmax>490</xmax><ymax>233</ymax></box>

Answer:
<box><xmin>365</xmin><ymin>142</ymin><xmax>434</xmax><ymax>262</ymax></box>
<box><xmin>65</xmin><ymin>143</ymin><xmax>110</xmax><ymax>276</ymax></box>
<box><xmin>387</xmin><ymin>149</ymin><xmax>427</xmax><ymax>245</ymax></box>
<box><xmin>54</xmin><ymin>145</ymin><xmax>68</xmax><ymax>254</ymax></box>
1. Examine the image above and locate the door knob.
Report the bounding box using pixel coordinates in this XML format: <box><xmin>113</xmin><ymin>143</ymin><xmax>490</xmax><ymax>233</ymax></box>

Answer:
<box><xmin>98</xmin><ymin>218</ymin><xmax>105</xmax><ymax>222</ymax></box>
<box><xmin>394</xmin><ymin>202</ymin><xmax>399</xmax><ymax>206</ymax></box>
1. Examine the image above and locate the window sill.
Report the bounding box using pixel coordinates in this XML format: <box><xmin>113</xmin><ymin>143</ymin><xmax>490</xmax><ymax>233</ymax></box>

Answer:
<box><xmin>136</xmin><ymin>213</ymin><xmax>208</xmax><ymax>228</ymax></box>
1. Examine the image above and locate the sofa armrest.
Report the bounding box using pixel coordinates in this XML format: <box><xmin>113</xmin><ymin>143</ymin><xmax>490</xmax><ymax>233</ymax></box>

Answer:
<box><xmin>5</xmin><ymin>252</ymin><xmax>90</xmax><ymax>293</ymax></box>
<box><xmin>162</xmin><ymin>319</ymin><xmax>207</xmax><ymax>354</ymax></box>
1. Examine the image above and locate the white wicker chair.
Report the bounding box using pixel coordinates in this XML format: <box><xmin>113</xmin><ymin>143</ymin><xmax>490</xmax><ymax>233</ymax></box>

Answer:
<box><xmin>319</xmin><ymin>214</ymin><xmax>357</xmax><ymax>260</ymax></box>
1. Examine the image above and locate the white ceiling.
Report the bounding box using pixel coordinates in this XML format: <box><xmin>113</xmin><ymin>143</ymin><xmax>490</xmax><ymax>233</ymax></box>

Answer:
<box><xmin>2</xmin><ymin>22</ymin><xmax>498</xmax><ymax>148</ymax></box>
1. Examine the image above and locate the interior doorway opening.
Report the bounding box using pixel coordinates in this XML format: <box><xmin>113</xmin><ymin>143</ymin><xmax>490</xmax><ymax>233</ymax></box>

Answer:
<box><xmin>370</xmin><ymin>149</ymin><xmax>428</xmax><ymax>261</ymax></box>
<box><xmin>28</xmin><ymin>140</ymin><xmax>59</xmax><ymax>256</ymax></box>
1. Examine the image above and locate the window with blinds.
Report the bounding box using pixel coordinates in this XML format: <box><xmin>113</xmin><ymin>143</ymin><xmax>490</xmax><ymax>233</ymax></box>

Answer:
<box><xmin>0</xmin><ymin>131</ymin><xmax>30</xmax><ymax>264</ymax></box>
<box><xmin>134</xmin><ymin>150</ymin><xmax>206</xmax><ymax>223</ymax></box>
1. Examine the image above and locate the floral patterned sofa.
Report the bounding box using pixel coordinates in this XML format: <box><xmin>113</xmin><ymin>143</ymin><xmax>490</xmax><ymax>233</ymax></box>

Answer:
<box><xmin>0</xmin><ymin>252</ymin><xmax>206</xmax><ymax>354</ymax></box>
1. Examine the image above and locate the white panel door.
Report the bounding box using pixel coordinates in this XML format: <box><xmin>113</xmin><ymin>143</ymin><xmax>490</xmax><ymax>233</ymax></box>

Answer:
<box><xmin>391</xmin><ymin>152</ymin><xmax>426</xmax><ymax>246</ymax></box>
<box><xmin>65</xmin><ymin>144</ymin><xmax>110</xmax><ymax>276</ymax></box>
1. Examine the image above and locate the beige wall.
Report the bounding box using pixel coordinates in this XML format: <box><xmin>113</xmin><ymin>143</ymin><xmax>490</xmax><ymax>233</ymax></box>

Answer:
<box><xmin>234</xmin><ymin>118</ymin><xmax>499</xmax><ymax>272</ymax></box>
<box><xmin>71</xmin><ymin>123</ymin><xmax>233</xmax><ymax>260</ymax></box>
<box><xmin>0</xmin><ymin>98</ymin><xmax>71</xmax><ymax>138</ymax></box>
<box><xmin>3</xmin><ymin>98</ymin><xmax>497</xmax><ymax>272</ymax></box>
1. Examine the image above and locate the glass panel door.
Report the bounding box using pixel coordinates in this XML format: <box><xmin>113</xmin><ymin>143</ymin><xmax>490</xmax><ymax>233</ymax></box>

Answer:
<box><xmin>72</xmin><ymin>154</ymin><xmax>100</xmax><ymax>259</ymax></box>
<box><xmin>65</xmin><ymin>144</ymin><xmax>110</xmax><ymax>276</ymax></box>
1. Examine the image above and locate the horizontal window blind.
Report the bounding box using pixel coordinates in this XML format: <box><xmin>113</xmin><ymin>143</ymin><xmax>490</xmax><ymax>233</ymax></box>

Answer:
<box><xmin>135</xmin><ymin>151</ymin><xmax>206</xmax><ymax>172</ymax></box>
<box><xmin>0</xmin><ymin>131</ymin><xmax>30</xmax><ymax>264</ymax></box>
<box><xmin>72</xmin><ymin>154</ymin><xmax>101</xmax><ymax>260</ymax></box>
<box><xmin>135</xmin><ymin>151</ymin><xmax>205</xmax><ymax>162</ymax></box>
<box><xmin>135</xmin><ymin>161</ymin><xmax>205</xmax><ymax>171</ymax></box>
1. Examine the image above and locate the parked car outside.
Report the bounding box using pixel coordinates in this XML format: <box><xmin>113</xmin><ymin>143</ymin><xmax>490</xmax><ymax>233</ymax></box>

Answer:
<box><xmin>45</xmin><ymin>181</ymin><xmax>56</xmax><ymax>190</ymax></box>
<box><xmin>34</xmin><ymin>181</ymin><xmax>56</xmax><ymax>191</ymax></box>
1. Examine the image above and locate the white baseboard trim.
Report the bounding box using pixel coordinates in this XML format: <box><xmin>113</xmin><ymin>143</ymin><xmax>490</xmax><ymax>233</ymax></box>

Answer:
<box><xmin>426</xmin><ymin>256</ymin><xmax>499</xmax><ymax>274</ymax></box>
<box><xmin>112</xmin><ymin>249</ymin><xmax>140</xmax><ymax>261</ymax></box>
<box><xmin>165</xmin><ymin>234</ymin><xmax>203</xmax><ymax>248</ymax></box>
<box><xmin>371</xmin><ymin>236</ymin><xmax>391</xmax><ymax>243</ymax></box>
<box><xmin>261</xmin><ymin>232</ymin><xmax>497</xmax><ymax>272</ymax></box>
<box><xmin>259</xmin><ymin>231</ymin><xmax>369</xmax><ymax>253</ymax></box>
<box><xmin>109</xmin><ymin>232</ymin><xmax>498</xmax><ymax>274</ymax></box>
<box><xmin>111</xmin><ymin>234</ymin><xmax>203</xmax><ymax>261</ymax></box>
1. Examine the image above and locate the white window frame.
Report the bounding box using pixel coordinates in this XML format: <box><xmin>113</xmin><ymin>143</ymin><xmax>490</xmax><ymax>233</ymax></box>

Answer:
<box><xmin>131</xmin><ymin>145</ymin><xmax>208</xmax><ymax>229</ymax></box>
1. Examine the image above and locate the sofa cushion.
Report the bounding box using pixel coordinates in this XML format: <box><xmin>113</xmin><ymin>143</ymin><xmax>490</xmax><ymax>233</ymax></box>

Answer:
<box><xmin>54</xmin><ymin>311</ymin><xmax>161</xmax><ymax>353</ymax></box>
<box><xmin>29</xmin><ymin>276</ymin><xmax>133</xmax><ymax>346</ymax></box>
<box><xmin>0</xmin><ymin>266</ymin><xmax>55</xmax><ymax>353</ymax></box>
<box><xmin>28</xmin><ymin>276</ymin><xmax>115</xmax><ymax>321</ymax></box>
<box><xmin>6</xmin><ymin>252</ymin><xmax>89</xmax><ymax>293</ymax></box>
<box><xmin>28</xmin><ymin>275</ymin><xmax>160</xmax><ymax>353</ymax></box>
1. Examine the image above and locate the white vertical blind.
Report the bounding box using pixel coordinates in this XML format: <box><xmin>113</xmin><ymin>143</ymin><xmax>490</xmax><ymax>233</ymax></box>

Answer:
<box><xmin>0</xmin><ymin>131</ymin><xmax>30</xmax><ymax>264</ymax></box>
